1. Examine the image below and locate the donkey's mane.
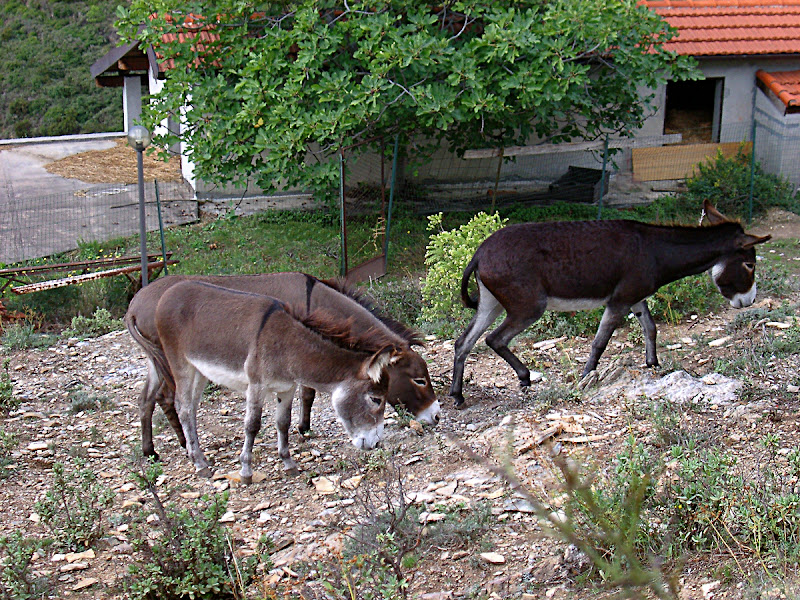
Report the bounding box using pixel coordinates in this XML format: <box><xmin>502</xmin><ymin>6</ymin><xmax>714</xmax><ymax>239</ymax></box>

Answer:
<box><xmin>319</xmin><ymin>277</ymin><xmax>424</xmax><ymax>346</ymax></box>
<box><xmin>294</xmin><ymin>307</ymin><xmax>397</xmax><ymax>355</ymax></box>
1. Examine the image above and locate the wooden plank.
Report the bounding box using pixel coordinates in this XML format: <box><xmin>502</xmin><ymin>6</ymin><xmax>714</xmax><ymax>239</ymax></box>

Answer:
<box><xmin>0</xmin><ymin>254</ymin><xmax>171</xmax><ymax>278</ymax></box>
<box><xmin>632</xmin><ymin>142</ymin><xmax>751</xmax><ymax>182</ymax></box>
<box><xmin>463</xmin><ymin>134</ymin><xmax>683</xmax><ymax>159</ymax></box>
<box><xmin>10</xmin><ymin>260</ymin><xmax>178</xmax><ymax>295</ymax></box>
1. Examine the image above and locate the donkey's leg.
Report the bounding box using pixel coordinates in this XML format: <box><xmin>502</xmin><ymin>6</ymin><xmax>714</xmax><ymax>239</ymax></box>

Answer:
<box><xmin>157</xmin><ymin>385</ymin><xmax>187</xmax><ymax>449</ymax></box>
<box><xmin>449</xmin><ymin>279</ymin><xmax>504</xmax><ymax>407</ymax></box>
<box><xmin>631</xmin><ymin>300</ymin><xmax>658</xmax><ymax>367</ymax></box>
<box><xmin>485</xmin><ymin>302</ymin><xmax>546</xmax><ymax>389</ymax></box>
<box><xmin>275</xmin><ymin>388</ymin><xmax>299</xmax><ymax>474</ymax></box>
<box><xmin>583</xmin><ymin>304</ymin><xmax>630</xmax><ymax>376</ymax></box>
<box><xmin>240</xmin><ymin>382</ymin><xmax>268</xmax><ymax>484</ymax></box>
<box><xmin>174</xmin><ymin>369</ymin><xmax>213</xmax><ymax>477</ymax></box>
<box><xmin>298</xmin><ymin>386</ymin><xmax>316</xmax><ymax>435</ymax></box>
<box><xmin>139</xmin><ymin>360</ymin><xmax>163</xmax><ymax>460</ymax></box>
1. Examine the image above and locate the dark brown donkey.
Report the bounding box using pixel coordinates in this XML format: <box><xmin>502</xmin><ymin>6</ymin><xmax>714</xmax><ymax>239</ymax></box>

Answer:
<box><xmin>132</xmin><ymin>280</ymin><xmax>401</xmax><ymax>482</ymax></box>
<box><xmin>126</xmin><ymin>272</ymin><xmax>438</xmax><ymax>461</ymax></box>
<box><xmin>450</xmin><ymin>200</ymin><xmax>771</xmax><ymax>407</ymax></box>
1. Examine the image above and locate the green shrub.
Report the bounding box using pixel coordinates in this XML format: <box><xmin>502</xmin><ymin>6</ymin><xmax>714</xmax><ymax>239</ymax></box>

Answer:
<box><xmin>648</xmin><ymin>274</ymin><xmax>723</xmax><ymax>325</ymax></box>
<box><xmin>65</xmin><ymin>307</ymin><xmax>124</xmax><ymax>338</ymax></box>
<box><xmin>34</xmin><ymin>460</ymin><xmax>115</xmax><ymax>551</ymax></box>
<box><xmin>674</xmin><ymin>146</ymin><xmax>798</xmax><ymax>219</ymax></box>
<box><xmin>366</xmin><ymin>277</ymin><xmax>423</xmax><ymax>329</ymax></box>
<box><xmin>0</xmin><ymin>429</ymin><xmax>18</xmax><ymax>479</ymax></box>
<box><xmin>421</xmin><ymin>212</ymin><xmax>508</xmax><ymax>336</ymax></box>
<box><xmin>127</xmin><ymin>460</ymin><xmax>262</xmax><ymax>600</ymax></box>
<box><xmin>68</xmin><ymin>388</ymin><xmax>112</xmax><ymax>413</ymax></box>
<box><xmin>0</xmin><ymin>361</ymin><xmax>15</xmax><ymax>412</ymax></box>
<box><xmin>0</xmin><ymin>323</ymin><xmax>56</xmax><ymax>352</ymax></box>
<box><xmin>0</xmin><ymin>532</ymin><xmax>51</xmax><ymax>600</ymax></box>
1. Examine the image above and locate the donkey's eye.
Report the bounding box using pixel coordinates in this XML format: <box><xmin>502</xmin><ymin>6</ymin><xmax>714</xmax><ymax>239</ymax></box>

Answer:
<box><xmin>369</xmin><ymin>396</ymin><xmax>383</xmax><ymax>405</ymax></box>
<box><xmin>413</xmin><ymin>378</ymin><xmax>427</xmax><ymax>387</ymax></box>
<box><xmin>744</xmin><ymin>262</ymin><xmax>755</xmax><ymax>272</ymax></box>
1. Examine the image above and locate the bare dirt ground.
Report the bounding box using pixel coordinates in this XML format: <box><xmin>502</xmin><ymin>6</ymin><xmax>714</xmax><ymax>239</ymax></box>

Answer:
<box><xmin>2</xmin><ymin>211</ymin><xmax>800</xmax><ymax>600</ymax></box>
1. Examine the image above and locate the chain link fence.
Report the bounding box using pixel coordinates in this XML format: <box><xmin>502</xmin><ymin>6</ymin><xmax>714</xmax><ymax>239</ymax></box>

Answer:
<box><xmin>0</xmin><ymin>180</ymin><xmax>197</xmax><ymax>265</ymax></box>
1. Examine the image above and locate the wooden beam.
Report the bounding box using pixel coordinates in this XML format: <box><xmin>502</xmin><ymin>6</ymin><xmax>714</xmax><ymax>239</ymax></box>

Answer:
<box><xmin>463</xmin><ymin>134</ymin><xmax>683</xmax><ymax>160</ymax></box>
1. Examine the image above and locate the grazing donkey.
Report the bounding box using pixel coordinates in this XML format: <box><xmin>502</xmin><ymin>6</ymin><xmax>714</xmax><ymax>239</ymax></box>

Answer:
<box><xmin>131</xmin><ymin>280</ymin><xmax>400</xmax><ymax>482</ymax></box>
<box><xmin>126</xmin><ymin>272</ymin><xmax>438</xmax><ymax>462</ymax></box>
<box><xmin>450</xmin><ymin>200</ymin><xmax>771</xmax><ymax>407</ymax></box>
<box><xmin>125</xmin><ymin>272</ymin><xmax>440</xmax><ymax>459</ymax></box>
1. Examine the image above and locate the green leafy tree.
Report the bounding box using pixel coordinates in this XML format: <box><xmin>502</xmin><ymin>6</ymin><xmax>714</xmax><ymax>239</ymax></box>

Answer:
<box><xmin>116</xmin><ymin>0</ymin><xmax>697</xmax><ymax>195</ymax></box>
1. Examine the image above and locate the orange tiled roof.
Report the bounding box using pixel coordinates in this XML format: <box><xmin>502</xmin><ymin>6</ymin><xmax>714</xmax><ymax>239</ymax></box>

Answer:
<box><xmin>643</xmin><ymin>1</ymin><xmax>800</xmax><ymax>56</ymax></box>
<box><xmin>756</xmin><ymin>68</ymin><xmax>800</xmax><ymax>111</ymax></box>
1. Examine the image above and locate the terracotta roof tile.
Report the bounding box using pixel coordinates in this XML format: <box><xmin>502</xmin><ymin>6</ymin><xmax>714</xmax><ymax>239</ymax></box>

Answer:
<box><xmin>756</xmin><ymin>68</ymin><xmax>800</xmax><ymax>110</ymax></box>
<box><xmin>643</xmin><ymin>1</ymin><xmax>800</xmax><ymax>56</ymax></box>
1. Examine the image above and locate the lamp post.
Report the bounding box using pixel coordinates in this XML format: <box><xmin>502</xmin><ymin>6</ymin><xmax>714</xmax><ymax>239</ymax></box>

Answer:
<box><xmin>127</xmin><ymin>126</ymin><xmax>151</xmax><ymax>288</ymax></box>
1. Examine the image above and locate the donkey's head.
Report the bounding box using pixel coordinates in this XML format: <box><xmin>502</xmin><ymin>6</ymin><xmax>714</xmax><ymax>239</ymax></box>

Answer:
<box><xmin>702</xmin><ymin>200</ymin><xmax>771</xmax><ymax>309</ymax></box>
<box><xmin>386</xmin><ymin>350</ymin><xmax>440</xmax><ymax>425</ymax></box>
<box><xmin>331</xmin><ymin>346</ymin><xmax>397</xmax><ymax>450</ymax></box>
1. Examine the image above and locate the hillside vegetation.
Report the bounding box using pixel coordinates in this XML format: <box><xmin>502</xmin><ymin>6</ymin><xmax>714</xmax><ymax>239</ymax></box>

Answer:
<box><xmin>0</xmin><ymin>0</ymin><xmax>123</xmax><ymax>139</ymax></box>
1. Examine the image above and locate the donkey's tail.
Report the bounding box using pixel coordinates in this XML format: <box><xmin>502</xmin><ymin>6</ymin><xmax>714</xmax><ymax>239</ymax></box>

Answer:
<box><xmin>125</xmin><ymin>315</ymin><xmax>175</xmax><ymax>392</ymax></box>
<box><xmin>460</xmin><ymin>252</ymin><xmax>481</xmax><ymax>310</ymax></box>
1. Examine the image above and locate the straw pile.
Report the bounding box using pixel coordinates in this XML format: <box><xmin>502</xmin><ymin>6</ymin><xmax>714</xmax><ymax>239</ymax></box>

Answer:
<box><xmin>45</xmin><ymin>138</ymin><xmax>183</xmax><ymax>184</ymax></box>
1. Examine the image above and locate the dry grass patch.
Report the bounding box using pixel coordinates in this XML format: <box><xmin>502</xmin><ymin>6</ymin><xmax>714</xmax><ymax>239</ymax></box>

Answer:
<box><xmin>44</xmin><ymin>138</ymin><xmax>182</xmax><ymax>184</ymax></box>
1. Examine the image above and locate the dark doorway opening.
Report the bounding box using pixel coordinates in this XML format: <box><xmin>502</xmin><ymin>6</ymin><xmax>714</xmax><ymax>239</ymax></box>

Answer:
<box><xmin>664</xmin><ymin>78</ymin><xmax>723</xmax><ymax>143</ymax></box>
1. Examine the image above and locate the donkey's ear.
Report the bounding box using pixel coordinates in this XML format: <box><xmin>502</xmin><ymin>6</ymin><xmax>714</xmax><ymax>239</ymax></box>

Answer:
<box><xmin>363</xmin><ymin>346</ymin><xmax>394</xmax><ymax>383</ymax></box>
<box><xmin>702</xmin><ymin>200</ymin><xmax>729</xmax><ymax>225</ymax></box>
<box><xmin>739</xmin><ymin>233</ymin><xmax>772</xmax><ymax>249</ymax></box>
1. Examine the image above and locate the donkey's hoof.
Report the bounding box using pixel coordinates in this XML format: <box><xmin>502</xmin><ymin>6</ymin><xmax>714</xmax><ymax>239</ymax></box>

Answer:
<box><xmin>196</xmin><ymin>466</ymin><xmax>214</xmax><ymax>479</ymax></box>
<box><xmin>143</xmin><ymin>451</ymin><xmax>160</xmax><ymax>463</ymax></box>
<box><xmin>451</xmin><ymin>395</ymin><xmax>467</xmax><ymax>410</ymax></box>
<box><xmin>284</xmin><ymin>466</ymin><xmax>300</xmax><ymax>477</ymax></box>
<box><xmin>240</xmin><ymin>474</ymin><xmax>253</xmax><ymax>485</ymax></box>
<box><xmin>519</xmin><ymin>376</ymin><xmax>531</xmax><ymax>388</ymax></box>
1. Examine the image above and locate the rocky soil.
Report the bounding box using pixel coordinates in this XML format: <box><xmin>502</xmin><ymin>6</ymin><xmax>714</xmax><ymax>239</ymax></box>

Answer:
<box><xmin>1</xmin><ymin>212</ymin><xmax>800</xmax><ymax>600</ymax></box>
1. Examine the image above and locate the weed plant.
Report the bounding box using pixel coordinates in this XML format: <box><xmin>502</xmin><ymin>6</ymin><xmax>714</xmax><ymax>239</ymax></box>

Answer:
<box><xmin>674</xmin><ymin>147</ymin><xmax>799</xmax><ymax>219</ymax></box>
<box><xmin>0</xmin><ymin>532</ymin><xmax>51</xmax><ymax>600</ymax></box>
<box><xmin>65</xmin><ymin>307</ymin><xmax>124</xmax><ymax>338</ymax></box>
<box><xmin>0</xmin><ymin>360</ymin><xmax>15</xmax><ymax>411</ymax></box>
<box><xmin>126</xmin><ymin>459</ymin><xmax>262</xmax><ymax>600</ymax></box>
<box><xmin>0</xmin><ymin>322</ymin><xmax>57</xmax><ymax>352</ymax></box>
<box><xmin>68</xmin><ymin>388</ymin><xmax>112</xmax><ymax>413</ymax></box>
<box><xmin>0</xmin><ymin>429</ymin><xmax>17</xmax><ymax>479</ymax></box>
<box><xmin>34</xmin><ymin>459</ymin><xmax>115</xmax><ymax>552</ymax></box>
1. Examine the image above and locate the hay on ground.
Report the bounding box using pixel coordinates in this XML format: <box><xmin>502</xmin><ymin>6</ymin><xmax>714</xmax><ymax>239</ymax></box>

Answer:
<box><xmin>45</xmin><ymin>138</ymin><xmax>183</xmax><ymax>184</ymax></box>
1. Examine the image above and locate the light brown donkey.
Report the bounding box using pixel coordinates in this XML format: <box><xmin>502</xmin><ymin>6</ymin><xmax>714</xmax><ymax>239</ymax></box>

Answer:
<box><xmin>135</xmin><ymin>280</ymin><xmax>400</xmax><ymax>483</ymax></box>
<box><xmin>126</xmin><ymin>272</ymin><xmax>438</xmax><ymax>462</ymax></box>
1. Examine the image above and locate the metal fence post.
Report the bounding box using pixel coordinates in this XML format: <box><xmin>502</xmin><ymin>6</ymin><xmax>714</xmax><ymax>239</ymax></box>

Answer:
<box><xmin>154</xmin><ymin>179</ymin><xmax>169</xmax><ymax>276</ymax></box>
<box><xmin>597</xmin><ymin>135</ymin><xmax>609</xmax><ymax>220</ymax></box>
<box><xmin>383</xmin><ymin>134</ymin><xmax>400</xmax><ymax>272</ymax></box>
<box><xmin>748</xmin><ymin>120</ymin><xmax>757</xmax><ymax>225</ymax></box>
<box><xmin>339</xmin><ymin>149</ymin><xmax>347</xmax><ymax>278</ymax></box>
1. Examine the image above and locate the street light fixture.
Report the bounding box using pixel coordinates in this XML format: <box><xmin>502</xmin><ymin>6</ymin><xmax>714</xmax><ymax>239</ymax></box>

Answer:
<box><xmin>127</xmin><ymin>126</ymin><xmax>151</xmax><ymax>287</ymax></box>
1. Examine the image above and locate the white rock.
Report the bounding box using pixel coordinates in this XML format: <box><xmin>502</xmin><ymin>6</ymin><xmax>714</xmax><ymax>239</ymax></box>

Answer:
<box><xmin>479</xmin><ymin>552</ymin><xmax>506</xmax><ymax>565</ymax></box>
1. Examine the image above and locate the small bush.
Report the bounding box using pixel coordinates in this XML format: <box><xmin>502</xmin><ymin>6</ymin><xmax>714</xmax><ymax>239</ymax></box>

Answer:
<box><xmin>366</xmin><ymin>277</ymin><xmax>423</xmax><ymax>329</ymax></box>
<box><xmin>34</xmin><ymin>459</ymin><xmax>115</xmax><ymax>551</ymax></box>
<box><xmin>648</xmin><ymin>274</ymin><xmax>723</xmax><ymax>325</ymax></box>
<box><xmin>421</xmin><ymin>212</ymin><xmax>508</xmax><ymax>336</ymax></box>
<box><xmin>64</xmin><ymin>307</ymin><xmax>124</xmax><ymax>338</ymax></box>
<box><xmin>0</xmin><ymin>429</ymin><xmax>18</xmax><ymax>479</ymax></box>
<box><xmin>68</xmin><ymin>388</ymin><xmax>112</xmax><ymax>413</ymax></box>
<box><xmin>0</xmin><ymin>532</ymin><xmax>51</xmax><ymax>600</ymax></box>
<box><xmin>674</xmin><ymin>146</ymin><xmax>798</xmax><ymax>219</ymax></box>
<box><xmin>0</xmin><ymin>323</ymin><xmax>56</xmax><ymax>352</ymax></box>
<box><xmin>0</xmin><ymin>361</ymin><xmax>16</xmax><ymax>412</ymax></box>
<box><xmin>127</xmin><ymin>460</ymin><xmax>261</xmax><ymax>600</ymax></box>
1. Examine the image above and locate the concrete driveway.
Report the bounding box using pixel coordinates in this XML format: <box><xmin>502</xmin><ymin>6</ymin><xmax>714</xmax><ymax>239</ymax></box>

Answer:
<box><xmin>0</xmin><ymin>133</ymin><xmax>196</xmax><ymax>265</ymax></box>
<box><xmin>0</xmin><ymin>133</ymin><xmax>123</xmax><ymax>204</ymax></box>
